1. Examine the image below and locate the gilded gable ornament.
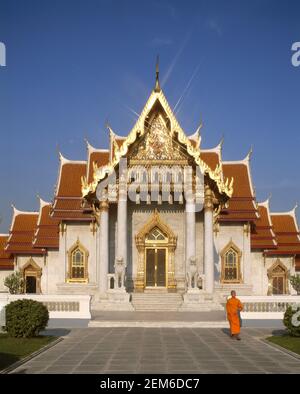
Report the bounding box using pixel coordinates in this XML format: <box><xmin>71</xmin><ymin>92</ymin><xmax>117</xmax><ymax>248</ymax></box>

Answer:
<box><xmin>131</xmin><ymin>114</ymin><xmax>184</xmax><ymax>162</ymax></box>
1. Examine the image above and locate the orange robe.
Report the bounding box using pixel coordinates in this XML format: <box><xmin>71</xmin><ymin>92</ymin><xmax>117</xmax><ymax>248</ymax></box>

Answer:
<box><xmin>226</xmin><ymin>297</ymin><xmax>243</xmax><ymax>335</ymax></box>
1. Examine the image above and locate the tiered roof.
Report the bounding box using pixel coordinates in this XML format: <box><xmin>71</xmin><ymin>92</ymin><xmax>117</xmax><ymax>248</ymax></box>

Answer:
<box><xmin>33</xmin><ymin>198</ymin><xmax>60</xmax><ymax>249</ymax></box>
<box><xmin>265</xmin><ymin>208</ymin><xmax>300</xmax><ymax>256</ymax></box>
<box><xmin>220</xmin><ymin>153</ymin><xmax>258</xmax><ymax>222</ymax></box>
<box><xmin>51</xmin><ymin>153</ymin><xmax>90</xmax><ymax>221</ymax></box>
<box><xmin>200</xmin><ymin>141</ymin><xmax>222</xmax><ymax>171</ymax></box>
<box><xmin>5</xmin><ymin>208</ymin><xmax>44</xmax><ymax>255</ymax></box>
<box><xmin>251</xmin><ymin>199</ymin><xmax>277</xmax><ymax>250</ymax></box>
<box><xmin>0</xmin><ymin>235</ymin><xmax>14</xmax><ymax>270</ymax></box>
<box><xmin>0</xmin><ymin>76</ymin><xmax>299</xmax><ymax>272</ymax></box>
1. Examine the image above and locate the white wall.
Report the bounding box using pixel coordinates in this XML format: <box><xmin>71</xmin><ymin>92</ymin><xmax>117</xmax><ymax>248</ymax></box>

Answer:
<box><xmin>60</xmin><ymin>222</ymin><xmax>98</xmax><ymax>286</ymax></box>
<box><xmin>214</xmin><ymin>223</ymin><xmax>251</xmax><ymax>283</ymax></box>
<box><xmin>0</xmin><ymin>270</ymin><xmax>12</xmax><ymax>292</ymax></box>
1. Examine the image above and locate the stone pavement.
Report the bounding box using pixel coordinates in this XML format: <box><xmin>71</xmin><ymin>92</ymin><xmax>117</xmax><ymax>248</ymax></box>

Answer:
<box><xmin>11</xmin><ymin>327</ymin><xmax>300</xmax><ymax>374</ymax></box>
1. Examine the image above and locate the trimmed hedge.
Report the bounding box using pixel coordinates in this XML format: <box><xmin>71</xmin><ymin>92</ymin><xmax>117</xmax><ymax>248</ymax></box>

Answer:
<box><xmin>283</xmin><ymin>305</ymin><xmax>300</xmax><ymax>337</ymax></box>
<box><xmin>5</xmin><ymin>299</ymin><xmax>49</xmax><ymax>338</ymax></box>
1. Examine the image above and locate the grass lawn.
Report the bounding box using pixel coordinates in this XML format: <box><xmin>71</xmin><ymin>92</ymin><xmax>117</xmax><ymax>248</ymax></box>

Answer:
<box><xmin>267</xmin><ymin>335</ymin><xmax>300</xmax><ymax>356</ymax></box>
<box><xmin>0</xmin><ymin>333</ymin><xmax>56</xmax><ymax>370</ymax></box>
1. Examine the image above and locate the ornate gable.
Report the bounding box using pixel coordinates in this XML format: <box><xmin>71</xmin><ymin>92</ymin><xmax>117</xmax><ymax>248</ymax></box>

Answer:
<box><xmin>81</xmin><ymin>72</ymin><xmax>234</xmax><ymax>199</ymax></box>
<box><xmin>129</xmin><ymin>111</ymin><xmax>190</xmax><ymax>165</ymax></box>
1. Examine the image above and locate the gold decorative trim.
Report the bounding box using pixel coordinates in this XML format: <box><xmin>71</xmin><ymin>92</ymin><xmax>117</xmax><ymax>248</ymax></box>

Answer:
<box><xmin>267</xmin><ymin>259</ymin><xmax>289</xmax><ymax>295</ymax></box>
<box><xmin>220</xmin><ymin>240</ymin><xmax>242</xmax><ymax>284</ymax></box>
<box><xmin>81</xmin><ymin>89</ymin><xmax>234</xmax><ymax>200</ymax></box>
<box><xmin>134</xmin><ymin>209</ymin><xmax>177</xmax><ymax>291</ymax></box>
<box><xmin>66</xmin><ymin>238</ymin><xmax>89</xmax><ymax>283</ymax></box>
<box><xmin>20</xmin><ymin>258</ymin><xmax>42</xmax><ymax>294</ymax></box>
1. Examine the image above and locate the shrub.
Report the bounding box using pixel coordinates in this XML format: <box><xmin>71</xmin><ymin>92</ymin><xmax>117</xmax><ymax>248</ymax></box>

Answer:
<box><xmin>4</xmin><ymin>271</ymin><xmax>24</xmax><ymax>294</ymax></box>
<box><xmin>5</xmin><ymin>299</ymin><xmax>49</xmax><ymax>338</ymax></box>
<box><xmin>283</xmin><ymin>304</ymin><xmax>300</xmax><ymax>337</ymax></box>
<box><xmin>289</xmin><ymin>274</ymin><xmax>300</xmax><ymax>295</ymax></box>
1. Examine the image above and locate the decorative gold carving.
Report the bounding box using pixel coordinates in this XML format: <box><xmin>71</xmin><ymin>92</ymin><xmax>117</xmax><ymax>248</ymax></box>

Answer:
<box><xmin>204</xmin><ymin>185</ymin><xmax>214</xmax><ymax>211</ymax></box>
<box><xmin>90</xmin><ymin>220</ymin><xmax>98</xmax><ymax>236</ymax></box>
<box><xmin>243</xmin><ymin>222</ymin><xmax>251</xmax><ymax>237</ymax></box>
<box><xmin>59</xmin><ymin>222</ymin><xmax>66</xmax><ymax>236</ymax></box>
<box><xmin>21</xmin><ymin>258</ymin><xmax>42</xmax><ymax>294</ymax></box>
<box><xmin>134</xmin><ymin>209</ymin><xmax>177</xmax><ymax>291</ymax></box>
<box><xmin>81</xmin><ymin>89</ymin><xmax>234</xmax><ymax>200</ymax></box>
<box><xmin>130</xmin><ymin>114</ymin><xmax>185</xmax><ymax>163</ymax></box>
<box><xmin>213</xmin><ymin>222</ymin><xmax>220</xmax><ymax>235</ymax></box>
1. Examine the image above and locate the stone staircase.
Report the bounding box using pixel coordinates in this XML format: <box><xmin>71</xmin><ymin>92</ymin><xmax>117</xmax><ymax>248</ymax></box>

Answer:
<box><xmin>131</xmin><ymin>292</ymin><xmax>183</xmax><ymax>311</ymax></box>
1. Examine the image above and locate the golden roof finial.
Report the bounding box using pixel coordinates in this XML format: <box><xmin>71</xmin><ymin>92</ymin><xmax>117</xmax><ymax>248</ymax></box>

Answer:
<box><xmin>154</xmin><ymin>55</ymin><xmax>161</xmax><ymax>92</ymax></box>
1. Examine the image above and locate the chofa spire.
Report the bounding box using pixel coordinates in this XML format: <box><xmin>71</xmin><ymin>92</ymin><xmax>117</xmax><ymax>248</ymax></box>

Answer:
<box><xmin>154</xmin><ymin>55</ymin><xmax>161</xmax><ymax>92</ymax></box>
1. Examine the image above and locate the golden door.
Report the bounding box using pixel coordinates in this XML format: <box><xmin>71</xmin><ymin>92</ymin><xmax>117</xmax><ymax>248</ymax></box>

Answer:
<box><xmin>145</xmin><ymin>248</ymin><xmax>166</xmax><ymax>287</ymax></box>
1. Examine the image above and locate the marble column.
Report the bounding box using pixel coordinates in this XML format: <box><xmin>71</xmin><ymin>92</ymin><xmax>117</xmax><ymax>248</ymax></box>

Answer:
<box><xmin>185</xmin><ymin>197</ymin><xmax>196</xmax><ymax>267</ymax></box>
<box><xmin>204</xmin><ymin>185</ymin><xmax>214</xmax><ymax>294</ymax></box>
<box><xmin>99</xmin><ymin>201</ymin><xmax>109</xmax><ymax>294</ymax></box>
<box><xmin>116</xmin><ymin>175</ymin><xmax>127</xmax><ymax>266</ymax></box>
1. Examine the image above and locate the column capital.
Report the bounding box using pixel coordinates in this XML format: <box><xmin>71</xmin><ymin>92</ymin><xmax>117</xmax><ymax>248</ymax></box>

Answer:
<box><xmin>99</xmin><ymin>200</ymin><xmax>109</xmax><ymax>212</ymax></box>
<box><xmin>204</xmin><ymin>185</ymin><xmax>214</xmax><ymax>211</ymax></box>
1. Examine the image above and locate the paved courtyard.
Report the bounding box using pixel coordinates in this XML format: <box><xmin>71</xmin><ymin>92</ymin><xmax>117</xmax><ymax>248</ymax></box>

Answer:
<box><xmin>12</xmin><ymin>327</ymin><xmax>300</xmax><ymax>374</ymax></box>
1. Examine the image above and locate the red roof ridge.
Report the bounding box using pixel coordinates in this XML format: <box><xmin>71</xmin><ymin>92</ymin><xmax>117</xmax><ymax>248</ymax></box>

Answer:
<box><xmin>258</xmin><ymin>198</ymin><xmax>276</xmax><ymax>237</ymax></box>
<box><xmin>33</xmin><ymin>197</ymin><xmax>51</xmax><ymax>239</ymax></box>
<box><xmin>271</xmin><ymin>205</ymin><xmax>300</xmax><ymax>241</ymax></box>
<box><xmin>222</xmin><ymin>146</ymin><xmax>253</xmax><ymax>166</ymax></box>
<box><xmin>54</xmin><ymin>153</ymin><xmax>87</xmax><ymax>197</ymax></box>
<box><xmin>85</xmin><ymin>139</ymin><xmax>109</xmax><ymax>155</ymax></box>
<box><xmin>5</xmin><ymin>208</ymin><xmax>40</xmax><ymax>254</ymax></box>
<box><xmin>201</xmin><ymin>137</ymin><xmax>223</xmax><ymax>157</ymax></box>
<box><xmin>223</xmin><ymin>149</ymin><xmax>256</xmax><ymax>202</ymax></box>
<box><xmin>8</xmin><ymin>205</ymin><xmax>39</xmax><ymax>234</ymax></box>
<box><xmin>58</xmin><ymin>152</ymin><xmax>86</xmax><ymax>166</ymax></box>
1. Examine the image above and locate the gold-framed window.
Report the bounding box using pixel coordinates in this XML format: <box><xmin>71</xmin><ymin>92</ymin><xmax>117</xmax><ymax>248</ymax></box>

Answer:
<box><xmin>67</xmin><ymin>239</ymin><xmax>89</xmax><ymax>283</ymax></box>
<box><xmin>221</xmin><ymin>241</ymin><xmax>242</xmax><ymax>283</ymax></box>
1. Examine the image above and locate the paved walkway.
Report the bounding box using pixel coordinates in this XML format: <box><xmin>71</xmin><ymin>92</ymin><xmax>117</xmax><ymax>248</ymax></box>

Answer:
<box><xmin>12</xmin><ymin>328</ymin><xmax>300</xmax><ymax>374</ymax></box>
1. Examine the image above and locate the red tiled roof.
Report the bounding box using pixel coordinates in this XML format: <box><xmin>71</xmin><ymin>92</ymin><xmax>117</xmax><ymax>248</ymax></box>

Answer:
<box><xmin>33</xmin><ymin>202</ymin><xmax>60</xmax><ymax>249</ymax></box>
<box><xmin>200</xmin><ymin>152</ymin><xmax>220</xmax><ymax>171</ymax></box>
<box><xmin>5</xmin><ymin>212</ymin><xmax>45</xmax><ymax>255</ymax></box>
<box><xmin>0</xmin><ymin>235</ymin><xmax>14</xmax><ymax>270</ymax></box>
<box><xmin>87</xmin><ymin>151</ymin><xmax>109</xmax><ymax>183</ymax></box>
<box><xmin>251</xmin><ymin>202</ymin><xmax>277</xmax><ymax>250</ymax></box>
<box><xmin>52</xmin><ymin>158</ymin><xmax>92</xmax><ymax>221</ymax></box>
<box><xmin>220</xmin><ymin>162</ymin><xmax>258</xmax><ymax>222</ymax></box>
<box><xmin>264</xmin><ymin>213</ymin><xmax>300</xmax><ymax>256</ymax></box>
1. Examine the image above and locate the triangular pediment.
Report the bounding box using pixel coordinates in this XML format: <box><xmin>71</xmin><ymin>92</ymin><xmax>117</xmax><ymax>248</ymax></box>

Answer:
<box><xmin>82</xmin><ymin>87</ymin><xmax>234</xmax><ymax>199</ymax></box>
<box><xmin>111</xmin><ymin>90</ymin><xmax>196</xmax><ymax>163</ymax></box>
<box><xmin>128</xmin><ymin>104</ymin><xmax>191</xmax><ymax>165</ymax></box>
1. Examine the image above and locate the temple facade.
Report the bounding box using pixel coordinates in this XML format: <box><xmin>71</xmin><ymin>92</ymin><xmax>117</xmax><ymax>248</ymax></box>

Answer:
<box><xmin>1</xmin><ymin>70</ymin><xmax>300</xmax><ymax>311</ymax></box>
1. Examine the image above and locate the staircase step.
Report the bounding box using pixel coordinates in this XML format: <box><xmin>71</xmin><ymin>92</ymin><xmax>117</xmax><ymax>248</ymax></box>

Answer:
<box><xmin>131</xmin><ymin>292</ymin><xmax>183</xmax><ymax>311</ymax></box>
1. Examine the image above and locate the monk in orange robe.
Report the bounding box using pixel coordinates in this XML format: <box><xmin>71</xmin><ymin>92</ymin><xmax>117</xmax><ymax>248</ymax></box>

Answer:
<box><xmin>226</xmin><ymin>290</ymin><xmax>243</xmax><ymax>340</ymax></box>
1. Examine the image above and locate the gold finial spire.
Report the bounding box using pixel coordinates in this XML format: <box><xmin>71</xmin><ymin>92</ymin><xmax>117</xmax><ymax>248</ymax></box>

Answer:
<box><xmin>154</xmin><ymin>55</ymin><xmax>160</xmax><ymax>92</ymax></box>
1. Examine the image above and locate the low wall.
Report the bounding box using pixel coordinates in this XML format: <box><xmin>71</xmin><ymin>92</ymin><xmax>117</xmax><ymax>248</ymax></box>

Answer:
<box><xmin>239</xmin><ymin>295</ymin><xmax>300</xmax><ymax>320</ymax></box>
<box><xmin>0</xmin><ymin>294</ymin><xmax>91</xmax><ymax>327</ymax></box>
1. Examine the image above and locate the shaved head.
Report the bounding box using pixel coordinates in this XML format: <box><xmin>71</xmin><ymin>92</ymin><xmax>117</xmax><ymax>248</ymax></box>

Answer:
<box><xmin>231</xmin><ymin>290</ymin><xmax>236</xmax><ymax>297</ymax></box>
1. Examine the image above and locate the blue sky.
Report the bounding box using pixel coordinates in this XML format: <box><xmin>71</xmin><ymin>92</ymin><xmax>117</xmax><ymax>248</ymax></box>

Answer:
<box><xmin>0</xmin><ymin>0</ymin><xmax>300</xmax><ymax>231</ymax></box>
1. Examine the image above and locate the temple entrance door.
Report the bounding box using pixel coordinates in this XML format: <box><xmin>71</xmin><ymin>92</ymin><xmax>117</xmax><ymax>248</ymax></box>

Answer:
<box><xmin>145</xmin><ymin>247</ymin><xmax>166</xmax><ymax>287</ymax></box>
<box><xmin>21</xmin><ymin>258</ymin><xmax>42</xmax><ymax>294</ymax></box>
